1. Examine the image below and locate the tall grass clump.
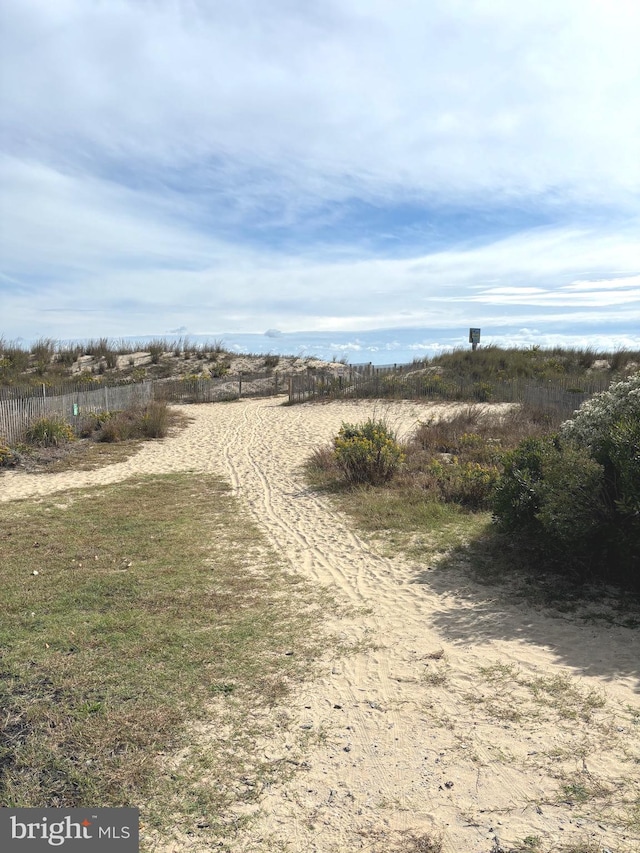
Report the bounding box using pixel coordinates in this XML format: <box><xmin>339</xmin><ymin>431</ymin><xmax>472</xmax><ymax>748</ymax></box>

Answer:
<box><xmin>25</xmin><ymin>416</ymin><xmax>76</xmax><ymax>447</ymax></box>
<box><xmin>97</xmin><ymin>400</ymin><xmax>172</xmax><ymax>443</ymax></box>
<box><xmin>493</xmin><ymin>373</ymin><xmax>640</xmax><ymax>588</ymax></box>
<box><xmin>333</xmin><ymin>419</ymin><xmax>405</xmax><ymax>485</ymax></box>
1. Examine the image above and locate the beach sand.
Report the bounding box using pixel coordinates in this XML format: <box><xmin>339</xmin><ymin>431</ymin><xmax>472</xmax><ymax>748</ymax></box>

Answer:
<box><xmin>2</xmin><ymin>397</ymin><xmax>639</xmax><ymax>853</ymax></box>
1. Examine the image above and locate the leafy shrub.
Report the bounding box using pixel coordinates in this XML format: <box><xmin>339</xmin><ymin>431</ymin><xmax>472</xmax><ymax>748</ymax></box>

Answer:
<box><xmin>492</xmin><ymin>436</ymin><xmax>550</xmax><ymax>529</ymax></box>
<box><xmin>493</xmin><ymin>437</ymin><xmax>605</xmax><ymax>545</ymax></box>
<box><xmin>493</xmin><ymin>374</ymin><xmax>640</xmax><ymax>587</ymax></box>
<box><xmin>560</xmin><ymin>373</ymin><xmax>640</xmax><ymax>523</ymax></box>
<box><xmin>333</xmin><ymin>419</ymin><xmax>404</xmax><ymax>485</ymax></box>
<box><xmin>25</xmin><ymin>416</ymin><xmax>75</xmax><ymax>447</ymax></box>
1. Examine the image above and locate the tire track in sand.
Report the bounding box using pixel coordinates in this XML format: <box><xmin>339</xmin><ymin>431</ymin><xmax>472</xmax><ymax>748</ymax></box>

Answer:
<box><xmin>200</xmin><ymin>398</ymin><xmax>640</xmax><ymax>853</ymax></box>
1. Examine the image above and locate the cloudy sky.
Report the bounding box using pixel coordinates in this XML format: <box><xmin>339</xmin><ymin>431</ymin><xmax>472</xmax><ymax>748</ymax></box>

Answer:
<box><xmin>1</xmin><ymin>0</ymin><xmax>639</xmax><ymax>349</ymax></box>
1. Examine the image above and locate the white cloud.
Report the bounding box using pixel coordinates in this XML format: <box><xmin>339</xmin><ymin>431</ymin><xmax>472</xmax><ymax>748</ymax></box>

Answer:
<box><xmin>1</xmin><ymin>0</ymin><xmax>640</xmax><ymax>342</ymax></box>
<box><xmin>3</xmin><ymin>0</ymin><xmax>640</xmax><ymax>203</ymax></box>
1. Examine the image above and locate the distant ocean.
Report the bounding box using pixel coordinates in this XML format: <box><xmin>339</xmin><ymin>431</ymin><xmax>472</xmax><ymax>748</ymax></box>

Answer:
<box><xmin>111</xmin><ymin>323</ymin><xmax>640</xmax><ymax>367</ymax></box>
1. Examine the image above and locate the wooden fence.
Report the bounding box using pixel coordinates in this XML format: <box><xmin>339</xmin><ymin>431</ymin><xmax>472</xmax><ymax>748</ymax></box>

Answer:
<box><xmin>0</xmin><ymin>372</ymin><xmax>286</xmax><ymax>445</ymax></box>
<box><xmin>0</xmin><ymin>366</ymin><xmax>616</xmax><ymax>445</ymax></box>
<box><xmin>287</xmin><ymin>365</ymin><xmax>613</xmax><ymax>416</ymax></box>
<box><xmin>0</xmin><ymin>382</ymin><xmax>154</xmax><ymax>445</ymax></box>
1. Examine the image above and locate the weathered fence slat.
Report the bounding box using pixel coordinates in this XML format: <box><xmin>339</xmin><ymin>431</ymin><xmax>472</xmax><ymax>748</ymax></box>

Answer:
<box><xmin>0</xmin><ymin>372</ymin><xmax>286</xmax><ymax>445</ymax></box>
<box><xmin>287</xmin><ymin>366</ymin><xmax>612</xmax><ymax>413</ymax></box>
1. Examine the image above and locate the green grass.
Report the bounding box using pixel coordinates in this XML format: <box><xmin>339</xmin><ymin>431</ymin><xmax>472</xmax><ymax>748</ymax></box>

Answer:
<box><xmin>0</xmin><ymin>473</ymin><xmax>332</xmax><ymax>850</ymax></box>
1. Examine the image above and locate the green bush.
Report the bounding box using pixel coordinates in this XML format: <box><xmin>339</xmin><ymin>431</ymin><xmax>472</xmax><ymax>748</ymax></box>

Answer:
<box><xmin>25</xmin><ymin>416</ymin><xmax>75</xmax><ymax>447</ymax></box>
<box><xmin>333</xmin><ymin>419</ymin><xmax>404</xmax><ymax>485</ymax></box>
<box><xmin>491</xmin><ymin>436</ymin><xmax>550</xmax><ymax>529</ymax></box>
<box><xmin>492</xmin><ymin>436</ymin><xmax>614</xmax><ymax>576</ymax></box>
<box><xmin>560</xmin><ymin>372</ymin><xmax>640</xmax><ymax>514</ymax></box>
<box><xmin>493</xmin><ymin>373</ymin><xmax>640</xmax><ymax>587</ymax></box>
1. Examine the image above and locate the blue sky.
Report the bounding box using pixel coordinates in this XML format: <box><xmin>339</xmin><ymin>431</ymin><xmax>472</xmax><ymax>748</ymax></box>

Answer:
<box><xmin>1</xmin><ymin>0</ymin><xmax>639</xmax><ymax>350</ymax></box>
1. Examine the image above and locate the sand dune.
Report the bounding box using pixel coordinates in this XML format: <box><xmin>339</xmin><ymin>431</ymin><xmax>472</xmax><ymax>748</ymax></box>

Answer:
<box><xmin>2</xmin><ymin>397</ymin><xmax>639</xmax><ymax>853</ymax></box>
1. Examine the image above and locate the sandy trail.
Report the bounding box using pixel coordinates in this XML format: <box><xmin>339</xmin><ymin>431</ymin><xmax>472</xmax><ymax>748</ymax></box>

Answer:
<box><xmin>2</xmin><ymin>397</ymin><xmax>639</xmax><ymax>853</ymax></box>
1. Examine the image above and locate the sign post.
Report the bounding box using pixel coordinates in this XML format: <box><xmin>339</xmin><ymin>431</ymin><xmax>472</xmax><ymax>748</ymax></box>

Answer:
<box><xmin>469</xmin><ymin>328</ymin><xmax>481</xmax><ymax>351</ymax></box>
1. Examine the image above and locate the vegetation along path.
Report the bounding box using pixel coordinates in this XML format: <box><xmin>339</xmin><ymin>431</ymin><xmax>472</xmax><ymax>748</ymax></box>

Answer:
<box><xmin>2</xmin><ymin>397</ymin><xmax>639</xmax><ymax>853</ymax></box>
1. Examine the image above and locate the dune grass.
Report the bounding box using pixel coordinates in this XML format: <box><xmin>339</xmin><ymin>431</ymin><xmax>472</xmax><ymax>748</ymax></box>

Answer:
<box><xmin>0</xmin><ymin>472</ymin><xmax>331</xmax><ymax>850</ymax></box>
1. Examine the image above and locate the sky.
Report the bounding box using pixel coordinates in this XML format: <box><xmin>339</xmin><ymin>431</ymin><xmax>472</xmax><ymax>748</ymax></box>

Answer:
<box><xmin>1</xmin><ymin>0</ymin><xmax>639</xmax><ymax>354</ymax></box>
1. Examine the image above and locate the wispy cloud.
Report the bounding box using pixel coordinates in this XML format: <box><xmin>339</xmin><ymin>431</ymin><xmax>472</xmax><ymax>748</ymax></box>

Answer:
<box><xmin>1</xmin><ymin>0</ymin><xmax>639</xmax><ymax>344</ymax></box>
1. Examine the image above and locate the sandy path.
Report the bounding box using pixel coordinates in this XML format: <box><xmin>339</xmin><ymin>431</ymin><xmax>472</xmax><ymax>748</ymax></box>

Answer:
<box><xmin>2</xmin><ymin>397</ymin><xmax>639</xmax><ymax>853</ymax></box>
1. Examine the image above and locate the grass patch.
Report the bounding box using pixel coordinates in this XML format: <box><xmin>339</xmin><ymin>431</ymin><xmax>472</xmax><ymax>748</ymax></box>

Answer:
<box><xmin>0</xmin><ymin>473</ymin><xmax>331</xmax><ymax>849</ymax></box>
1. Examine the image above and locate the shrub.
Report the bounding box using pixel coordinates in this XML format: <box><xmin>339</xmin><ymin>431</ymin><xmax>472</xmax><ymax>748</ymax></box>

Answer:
<box><xmin>263</xmin><ymin>354</ymin><xmax>280</xmax><ymax>369</ymax></box>
<box><xmin>560</xmin><ymin>373</ymin><xmax>640</xmax><ymax>520</ymax></box>
<box><xmin>77</xmin><ymin>411</ymin><xmax>114</xmax><ymax>438</ymax></box>
<box><xmin>492</xmin><ymin>436</ymin><xmax>551</xmax><ymax>529</ymax></box>
<box><xmin>209</xmin><ymin>362</ymin><xmax>230</xmax><ymax>378</ymax></box>
<box><xmin>97</xmin><ymin>401</ymin><xmax>171</xmax><ymax>443</ymax></box>
<box><xmin>0</xmin><ymin>443</ymin><xmax>20</xmax><ymax>467</ymax></box>
<box><xmin>493</xmin><ymin>374</ymin><xmax>640</xmax><ymax>587</ymax></box>
<box><xmin>333</xmin><ymin>419</ymin><xmax>404</xmax><ymax>485</ymax></box>
<box><xmin>25</xmin><ymin>416</ymin><xmax>75</xmax><ymax>447</ymax></box>
<box><xmin>426</xmin><ymin>458</ymin><xmax>500</xmax><ymax>509</ymax></box>
<box><xmin>560</xmin><ymin>372</ymin><xmax>640</xmax><ymax>456</ymax></box>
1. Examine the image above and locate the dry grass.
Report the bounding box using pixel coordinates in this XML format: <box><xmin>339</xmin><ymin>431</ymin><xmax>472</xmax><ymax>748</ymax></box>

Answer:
<box><xmin>0</xmin><ymin>472</ymin><xmax>333</xmax><ymax>851</ymax></box>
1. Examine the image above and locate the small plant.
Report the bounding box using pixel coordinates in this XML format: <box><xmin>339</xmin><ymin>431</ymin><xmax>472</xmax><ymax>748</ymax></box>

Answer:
<box><xmin>77</xmin><ymin>411</ymin><xmax>114</xmax><ymax>438</ymax></box>
<box><xmin>263</xmin><ymin>353</ymin><xmax>280</xmax><ymax>369</ymax></box>
<box><xmin>333</xmin><ymin>419</ymin><xmax>404</xmax><ymax>486</ymax></box>
<box><xmin>147</xmin><ymin>340</ymin><xmax>166</xmax><ymax>364</ymax></box>
<box><xmin>140</xmin><ymin>400</ymin><xmax>170</xmax><ymax>438</ymax></box>
<box><xmin>25</xmin><ymin>416</ymin><xmax>75</xmax><ymax>447</ymax></box>
<box><xmin>428</xmin><ymin>459</ymin><xmax>501</xmax><ymax>508</ymax></box>
<box><xmin>209</xmin><ymin>361</ymin><xmax>230</xmax><ymax>378</ymax></box>
<box><xmin>0</xmin><ymin>443</ymin><xmax>20</xmax><ymax>467</ymax></box>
